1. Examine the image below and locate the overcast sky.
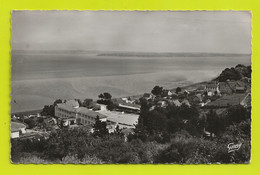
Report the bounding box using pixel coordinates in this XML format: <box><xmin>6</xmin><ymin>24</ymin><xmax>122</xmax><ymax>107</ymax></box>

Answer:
<box><xmin>11</xmin><ymin>11</ymin><xmax>251</xmax><ymax>54</ymax></box>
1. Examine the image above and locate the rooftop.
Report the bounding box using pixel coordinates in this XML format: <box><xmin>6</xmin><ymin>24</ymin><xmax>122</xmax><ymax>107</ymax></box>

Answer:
<box><xmin>11</xmin><ymin>122</ymin><xmax>26</xmax><ymax>132</ymax></box>
<box><xmin>236</xmin><ymin>86</ymin><xmax>246</xmax><ymax>90</ymax></box>
<box><xmin>57</xmin><ymin>103</ymin><xmax>78</xmax><ymax>113</ymax></box>
<box><xmin>77</xmin><ymin>107</ymin><xmax>107</xmax><ymax>119</ymax></box>
<box><xmin>171</xmin><ymin>100</ymin><xmax>181</xmax><ymax>107</ymax></box>
<box><xmin>196</xmin><ymin>86</ymin><xmax>205</xmax><ymax>91</ymax></box>
<box><xmin>65</xmin><ymin>100</ymin><xmax>79</xmax><ymax>108</ymax></box>
<box><xmin>206</xmin><ymin>83</ymin><xmax>218</xmax><ymax>89</ymax></box>
<box><xmin>56</xmin><ymin>103</ymin><xmax>108</xmax><ymax>119</ymax></box>
<box><xmin>118</xmin><ymin>104</ymin><xmax>141</xmax><ymax>110</ymax></box>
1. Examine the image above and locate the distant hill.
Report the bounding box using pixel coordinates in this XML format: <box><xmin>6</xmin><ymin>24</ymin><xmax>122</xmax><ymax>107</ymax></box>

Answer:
<box><xmin>97</xmin><ymin>52</ymin><xmax>250</xmax><ymax>57</ymax></box>
<box><xmin>12</xmin><ymin>50</ymin><xmax>251</xmax><ymax>58</ymax></box>
<box><xmin>216</xmin><ymin>64</ymin><xmax>251</xmax><ymax>82</ymax></box>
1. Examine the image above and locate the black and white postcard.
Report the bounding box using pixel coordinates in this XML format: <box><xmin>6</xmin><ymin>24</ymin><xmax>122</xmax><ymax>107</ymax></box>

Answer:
<box><xmin>11</xmin><ymin>11</ymin><xmax>251</xmax><ymax>164</ymax></box>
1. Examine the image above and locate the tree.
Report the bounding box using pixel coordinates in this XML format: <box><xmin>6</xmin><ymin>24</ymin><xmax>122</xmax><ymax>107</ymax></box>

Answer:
<box><xmin>82</xmin><ymin>98</ymin><xmax>93</xmax><ymax>108</ymax></box>
<box><xmin>93</xmin><ymin>116</ymin><xmax>108</xmax><ymax>137</ymax></box>
<box><xmin>53</xmin><ymin>99</ymin><xmax>63</xmax><ymax>106</ymax></box>
<box><xmin>115</xmin><ymin>125</ymin><xmax>120</xmax><ymax>134</ymax></box>
<box><xmin>97</xmin><ymin>92</ymin><xmax>113</xmax><ymax>105</ymax></box>
<box><xmin>226</xmin><ymin>105</ymin><xmax>250</xmax><ymax>125</ymax></box>
<box><xmin>146</xmin><ymin>110</ymin><xmax>168</xmax><ymax>133</ymax></box>
<box><xmin>44</xmin><ymin>128</ymin><xmax>95</xmax><ymax>160</ymax></box>
<box><xmin>41</xmin><ymin>105</ymin><xmax>54</xmax><ymax>116</ymax></box>
<box><xmin>151</xmin><ymin>86</ymin><xmax>163</xmax><ymax>96</ymax></box>
<box><xmin>175</xmin><ymin>87</ymin><xmax>182</xmax><ymax>94</ymax></box>
<box><xmin>135</xmin><ymin>100</ymin><xmax>151</xmax><ymax>132</ymax></box>
<box><xmin>75</xmin><ymin>99</ymin><xmax>82</xmax><ymax>107</ymax></box>
<box><xmin>24</xmin><ymin>118</ymin><xmax>37</xmax><ymax>129</ymax></box>
<box><xmin>98</xmin><ymin>93</ymin><xmax>104</xmax><ymax>99</ymax></box>
<box><xmin>98</xmin><ymin>92</ymin><xmax>112</xmax><ymax>100</ymax></box>
<box><xmin>106</xmin><ymin>101</ymin><xmax>118</xmax><ymax>111</ymax></box>
<box><xmin>206</xmin><ymin>109</ymin><xmax>225</xmax><ymax>137</ymax></box>
<box><xmin>103</xmin><ymin>92</ymin><xmax>112</xmax><ymax>100</ymax></box>
<box><xmin>178</xmin><ymin>104</ymin><xmax>200</xmax><ymax>136</ymax></box>
<box><xmin>246</xmin><ymin>65</ymin><xmax>252</xmax><ymax>78</ymax></box>
<box><xmin>41</xmin><ymin>99</ymin><xmax>62</xmax><ymax>116</ymax></box>
<box><xmin>216</xmin><ymin>66</ymin><xmax>244</xmax><ymax>82</ymax></box>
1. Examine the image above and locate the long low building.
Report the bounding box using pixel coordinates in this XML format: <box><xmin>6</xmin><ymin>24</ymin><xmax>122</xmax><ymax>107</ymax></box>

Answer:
<box><xmin>117</xmin><ymin>103</ymin><xmax>141</xmax><ymax>114</ymax></box>
<box><xmin>76</xmin><ymin>107</ymin><xmax>107</xmax><ymax>125</ymax></box>
<box><xmin>55</xmin><ymin>100</ymin><xmax>107</xmax><ymax>127</ymax></box>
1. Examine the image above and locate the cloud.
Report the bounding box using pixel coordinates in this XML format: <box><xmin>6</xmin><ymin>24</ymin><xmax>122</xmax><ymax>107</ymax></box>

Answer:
<box><xmin>11</xmin><ymin>11</ymin><xmax>251</xmax><ymax>54</ymax></box>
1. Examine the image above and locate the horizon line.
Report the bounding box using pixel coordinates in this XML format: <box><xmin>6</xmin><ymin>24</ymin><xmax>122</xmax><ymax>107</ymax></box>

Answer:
<box><xmin>11</xmin><ymin>49</ymin><xmax>251</xmax><ymax>55</ymax></box>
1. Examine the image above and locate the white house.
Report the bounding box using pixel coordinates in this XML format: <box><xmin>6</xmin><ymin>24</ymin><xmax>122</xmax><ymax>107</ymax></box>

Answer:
<box><xmin>11</xmin><ymin>122</ymin><xmax>26</xmax><ymax>139</ymax></box>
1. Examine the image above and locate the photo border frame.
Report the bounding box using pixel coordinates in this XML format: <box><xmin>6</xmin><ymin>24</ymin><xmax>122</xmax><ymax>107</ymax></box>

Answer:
<box><xmin>0</xmin><ymin>0</ymin><xmax>259</xmax><ymax>175</ymax></box>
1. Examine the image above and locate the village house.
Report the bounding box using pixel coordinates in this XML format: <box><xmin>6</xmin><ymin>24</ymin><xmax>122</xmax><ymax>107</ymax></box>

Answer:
<box><xmin>218</xmin><ymin>82</ymin><xmax>233</xmax><ymax>94</ymax></box>
<box><xmin>191</xmin><ymin>94</ymin><xmax>203</xmax><ymax>104</ymax></box>
<box><xmin>226</xmin><ymin>80</ymin><xmax>237</xmax><ymax>92</ymax></box>
<box><xmin>157</xmin><ymin>100</ymin><xmax>168</xmax><ymax>108</ymax></box>
<box><xmin>162</xmin><ymin>89</ymin><xmax>173</xmax><ymax>97</ymax></box>
<box><xmin>121</xmin><ymin>97</ymin><xmax>135</xmax><ymax>104</ymax></box>
<box><xmin>170</xmin><ymin>99</ymin><xmax>182</xmax><ymax>107</ymax></box>
<box><xmin>189</xmin><ymin>94</ymin><xmax>210</xmax><ymax>107</ymax></box>
<box><xmin>181</xmin><ymin>99</ymin><xmax>191</xmax><ymax>107</ymax></box>
<box><xmin>205</xmin><ymin>82</ymin><xmax>220</xmax><ymax>96</ymax></box>
<box><xmin>106</xmin><ymin>120</ymin><xmax>118</xmax><ymax>133</ymax></box>
<box><xmin>143</xmin><ymin>93</ymin><xmax>156</xmax><ymax>101</ymax></box>
<box><xmin>196</xmin><ymin>85</ymin><xmax>205</xmax><ymax>93</ymax></box>
<box><xmin>11</xmin><ymin>121</ymin><xmax>26</xmax><ymax>139</ymax></box>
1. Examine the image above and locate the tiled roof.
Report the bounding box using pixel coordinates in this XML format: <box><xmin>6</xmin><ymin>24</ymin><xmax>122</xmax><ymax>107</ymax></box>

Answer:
<box><xmin>57</xmin><ymin>103</ymin><xmax>77</xmax><ymax>113</ymax></box>
<box><xmin>196</xmin><ymin>86</ymin><xmax>205</xmax><ymax>91</ymax></box>
<box><xmin>206</xmin><ymin>83</ymin><xmax>217</xmax><ymax>89</ymax></box>
<box><xmin>182</xmin><ymin>99</ymin><xmax>191</xmax><ymax>107</ymax></box>
<box><xmin>195</xmin><ymin>94</ymin><xmax>202</xmax><ymax>101</ymax></box>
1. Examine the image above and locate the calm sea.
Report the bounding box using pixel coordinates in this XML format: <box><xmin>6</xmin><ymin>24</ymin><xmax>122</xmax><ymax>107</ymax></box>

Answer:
<box><xmin>11</xmin><ymin>52</ymin><xmax>251</xmax><ymax>113</ymax></box>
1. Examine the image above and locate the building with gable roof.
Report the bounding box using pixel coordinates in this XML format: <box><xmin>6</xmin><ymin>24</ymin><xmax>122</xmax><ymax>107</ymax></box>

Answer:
<box><xmin>205</xmin><ymin>82</ymin><xmax>220</xmax><ymax>96</ymax></box>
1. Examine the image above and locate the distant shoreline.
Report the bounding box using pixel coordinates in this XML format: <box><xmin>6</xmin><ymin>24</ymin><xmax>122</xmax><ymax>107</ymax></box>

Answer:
<box><xmin>11</xmin><ymin>109</ymin><xmax>42</xmax><ymax>116</ymax></box>
<box><xmin>11</xmin><ymin>50</ymin><xmax>251</xmax><ymax>57</ymax></box>
<box><xmin>10</xmin><ymin>79</ymin><xmax>212</xmax><ymax>115</ymax></box>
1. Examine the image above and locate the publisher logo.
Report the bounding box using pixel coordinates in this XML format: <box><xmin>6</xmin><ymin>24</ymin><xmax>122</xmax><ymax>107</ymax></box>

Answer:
<box><xmin>228</xmin><ymin>143</ymin><xmax>242</xmax><ymax>153</ymax></box>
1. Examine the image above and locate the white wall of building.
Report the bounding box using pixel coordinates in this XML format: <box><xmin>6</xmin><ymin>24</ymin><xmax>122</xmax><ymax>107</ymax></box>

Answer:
<box><xmin>11</xmin><ymin>131</ymin><xmax>19</xmax><ymax>139</ymax></box>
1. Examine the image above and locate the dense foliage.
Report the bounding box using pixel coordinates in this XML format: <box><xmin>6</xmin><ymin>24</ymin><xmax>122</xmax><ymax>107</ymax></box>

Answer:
<box><xmin>151</xmin><ymin>86</ymin><xmax>163</xmax><ymax>96</ymax></box>
<box><xmin>135</xmin><ymin>100</ymin><xmax>201</xmax><ymax>138</ymax></box>
<box><xmin>12</xmin><ymin>76</ymin><xmax>251</xmax><ymax>164</ymax></box>
<box><xmin>12</xmin><ymin>101</ymin><xmax>251</xmax><ymax>164</ymax></box>
<box><xmin>41</xmin><ymin>99</ymin><xmax>63</xmax><ymax>116</ymax></box>
<box><xmin>216</xmin><ymin>64</ymin><xmax>251</xmax><ymax>82</ymax></box>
